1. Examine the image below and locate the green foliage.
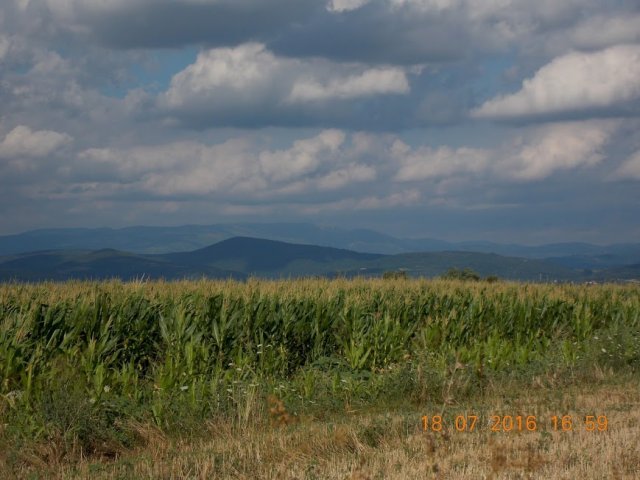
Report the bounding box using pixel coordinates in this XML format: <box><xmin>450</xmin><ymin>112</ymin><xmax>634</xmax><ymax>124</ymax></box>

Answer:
<box><xmin>441</xmin><ymin>268</ymin><xmax>481</xmax><ymax>281</ymax></box>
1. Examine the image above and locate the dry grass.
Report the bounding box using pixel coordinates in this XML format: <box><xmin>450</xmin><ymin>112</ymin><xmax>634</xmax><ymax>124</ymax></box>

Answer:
<box><xmin>11</xmin><ymin>380</ymin><xmax>637</xmax><ymax>480</ymax></box>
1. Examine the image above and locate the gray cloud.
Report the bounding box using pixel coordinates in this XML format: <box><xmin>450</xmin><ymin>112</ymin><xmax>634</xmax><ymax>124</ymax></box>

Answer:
<box><xmin>15</xmin><ymin>0</ymin><xmax>631</xmax><ymax>64</ymax></box>
<box><xmin>270</xmin><ymin>2</ymin><xmax>471</xmax><ymax>65</ymax></box>
<box><xmin>41</xmin><ymin>0</ymin><xmax>321</xmax><ymax>49</ymax></box>
<box><xmin>555</xmin><ymin>13</ymin><xmax>640</xmax><ymax>52</ymax></box>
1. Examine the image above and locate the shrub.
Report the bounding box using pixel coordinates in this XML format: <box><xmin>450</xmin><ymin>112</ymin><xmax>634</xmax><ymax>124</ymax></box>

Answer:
<box><xmin>441</xmin><ymin>268</ymin><xmax>480</xmax><ymax>281</ymax></box>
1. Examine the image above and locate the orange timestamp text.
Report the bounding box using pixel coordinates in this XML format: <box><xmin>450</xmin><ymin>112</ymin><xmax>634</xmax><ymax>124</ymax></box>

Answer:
<box><xmin>421</xmin><ymin>414</ymin><xmax>608</xmax><ymax>433</ymax></box>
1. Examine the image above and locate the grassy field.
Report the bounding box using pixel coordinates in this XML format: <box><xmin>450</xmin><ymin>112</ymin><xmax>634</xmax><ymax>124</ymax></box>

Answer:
<box><xmin>1</xmin><ymin>278</ymin><xmax>639</xmax><ymax>479</ymax></box>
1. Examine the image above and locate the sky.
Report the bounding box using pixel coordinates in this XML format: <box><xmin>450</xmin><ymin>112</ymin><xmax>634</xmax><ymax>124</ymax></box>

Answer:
<box><xmin>1</xmin><ymin>0</ymin><xmax>639</xmax><ymax>244</ymax></box>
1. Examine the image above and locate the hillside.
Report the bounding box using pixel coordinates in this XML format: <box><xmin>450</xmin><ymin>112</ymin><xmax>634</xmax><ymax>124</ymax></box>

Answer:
<box><xmin>161</xmin><ymin>236</ymin><xmax>383</xmax><ymax>275</ymax></box>
<box><xmin>1</xmin><ymin>236</ymin><xmax>638</xmax><ymax>282</ymax></box>
<box><xmin>1</xmin><ymin>224</ymin><xmax>639</xmax><ymax>272</ymax></box>
<box><xmin>0</xmin><ymin>249</ymin><xmax>244</xmax><ymax>282</ymax></box>
<box><xmin>359</xmin><ymin>251</ymin><xmax>579</xmax><ymax>281</ymax></box>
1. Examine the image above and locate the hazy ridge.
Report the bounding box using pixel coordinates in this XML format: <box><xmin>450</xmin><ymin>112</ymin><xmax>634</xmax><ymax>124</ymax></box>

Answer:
<box><xmin>1</xmin><ymin>234</ymin><xmax>638</xmax><ymax>282</ymax></box>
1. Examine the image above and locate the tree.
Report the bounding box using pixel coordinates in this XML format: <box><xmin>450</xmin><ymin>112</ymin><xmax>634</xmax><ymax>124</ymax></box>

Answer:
<box><xmin>441</xmin><ymin>267</ymin><xmax>480</xmax><ymax>281</ymax></box>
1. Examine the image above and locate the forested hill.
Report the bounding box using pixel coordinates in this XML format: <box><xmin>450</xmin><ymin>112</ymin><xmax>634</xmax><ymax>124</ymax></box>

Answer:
<box><xmin>1</xmin><ymin>236</ymin><xmax>637</xmax><ymax>282</ymax></box>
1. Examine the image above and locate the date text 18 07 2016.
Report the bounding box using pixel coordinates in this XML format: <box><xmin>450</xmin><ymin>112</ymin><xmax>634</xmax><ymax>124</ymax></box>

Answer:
<box><xmin>421</xmin><ymin>414</ymin><xmax>608</xmax><ymax>433</ymax></box>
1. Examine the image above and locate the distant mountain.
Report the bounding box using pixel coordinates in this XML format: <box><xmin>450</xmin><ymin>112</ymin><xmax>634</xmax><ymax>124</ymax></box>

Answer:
<box><xmin>0</xmin><ymin>226</ymin><xmax>231</xmax><ymax>255</ymax></box>
<box><xmin>2</xmin><ymin>236</ymin><xmax>633</xmax><ymax>283</ymax></box>
<box><xmin>454</xmin><ymin>242</ymin><xmax>640</xmax><ymax>265</ymax></box>
<box><xmin>541</xmin><ymin>252</ymin><xmax>640</xmax><ymax>270</ymax></box>
<box><xmin>0</xmin><ymin>223</ymin><xmax>639</xmax><ymax>276</ymax></box>
<box><xmin>0</xmin><ymin>248</ymin><xmax>244</xmax><ymax>282</ymax></box>
<box><xmin>0</xmin><ymin>223</ymin><xmax>404</xmax><ymax>256</ymax></box>
<box><xmin>360</xmin><ymin>251</ymin><xmax>579</xmax><ymax>281</ymax></box>
<box><xmin>161</xmin><ymin>236</ymin><xmax>383</xmax><ymax>276</ymax></box>
<box><xmin>592</xmin><ymin>263</ymin><xmax>640</xmax><ymax>282</ymax></box>
<box><xmin>0</xmin><ymin>237</ymin><xmax>384</xmax><ymax>282</ymax></box>
<box><xmin>0</xmin><ymin>223</ymin><xmax>638</xmax><ymax>259</ymax></box>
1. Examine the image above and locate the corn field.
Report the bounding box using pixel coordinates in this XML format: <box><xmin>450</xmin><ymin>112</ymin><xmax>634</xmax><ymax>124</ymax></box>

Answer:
<box><xmin>0</xmin><ymin>278</ymin><xmax>639</xmax><ymax>459</ymax></box>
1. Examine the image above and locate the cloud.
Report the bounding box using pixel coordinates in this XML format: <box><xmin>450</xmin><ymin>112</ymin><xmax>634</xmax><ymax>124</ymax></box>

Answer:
<box><xmin>1</xmin><ymin>119</ymin><xmax>636</xmax><ymax>242</ymax></box>
<box><xmin>160</xmin><ymin>44</ymin><xmax>280</xmax><ymax>107</ymax></box>
<box><xmin>72</xmin><ymin>121</ymin><xmax>614</xmax><ymax>204</ymax></box>
<box><xmin>77</xmin><ymin>138</ymin><xmax>261</xmax><ymax>196</ymax></box>
<box><xmin>2</xmin><ymin>0</ymin><xmax>640</xmax><ymax>243</ymax></box>
<box><xmin>0</xmin><ymin>36</ymin><xmax>10</xmax><ymax>62</ymax></box>
<box><xmin>74</xmin><ymin>130</ymin><xmax>380</xmax><ymax>199</ymax></box>
<box><xmin>0</xmin><ymin>125</ymin><xmax>72</xmax><ymax>158</ymax></box>
<box><xmin>613</xmin><ymin>150</ymin><xmax>640</xmax><ymax>180</ymax></box>
<box><xmin>500</xmin><ymin>121</ymin><xmax>615</xmax><ymax>180</ymax></box>
<box><xmin>393</xmin><ymin>121</ymin><xmax>616</xmax><ymax>182</ymax></box>
<box><xmin>294</xmin><ymin>188</ymin><xmax>422</xmax><ymax>214</ymax></box>
<box><xmin>472</xmin><ymin>45</ymin><xmax>640</xmax><ymax>120</ymax></box>
<box><xmin>274</xmin><ymin>0</ymin><xmax>622</xmax><ymax>64</ymax></box>
<box><xmin>271</xmin><ymin>2</ymin><xmax>470</xmax><ymax>65</ymax></box>
<box><xmin>563</xmin><ymin>13</ymin><xmax>640</xmax><ymax>51</ymax></box>
<box><xmin>394</xmin><ymin>143</ymin><xmax>490</xmax><ymax>181</ymax></box>
<box><xmin>6</xmin><ymin>0</ymin><xmax>632</xmax><ymax>69</ymax></box>
<box><xmin>159</xmin><ymin>43</ymin><xmax>411</xmax><ymax>128</ymax></box>
<box><xmin>316</xmin><ymin>163</ymin><xmax>376</xmax><ymax>190</ymax></box>
<box><xmin>327</xmin><ymin>0</ymin><xmax>370</xmax><ymax>12</ymax></box>
<box><xmin>258</xmin><ymin>130</ymin><xmax>346</xmax><ymax>182</ymax></box>
<box><xmin>41</xmin><ymin>0</ymin><xmax>321</xmax><ymax>49</ymax></box>
<box><xmin>288</xmin><ymin>68</ymin><xmax>409</xmax><ymax>102</ymax></box>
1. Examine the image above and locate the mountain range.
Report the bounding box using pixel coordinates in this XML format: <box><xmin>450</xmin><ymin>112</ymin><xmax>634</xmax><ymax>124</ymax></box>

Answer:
<box><xmin>1</xmin><ymin>233</ymin><xmax>638</xmax><ymax>283</ymax></box>
<box><xmin>1</xmin><ymin>223</ymin><xmax>640</xmax><ymax>270</ymax></box>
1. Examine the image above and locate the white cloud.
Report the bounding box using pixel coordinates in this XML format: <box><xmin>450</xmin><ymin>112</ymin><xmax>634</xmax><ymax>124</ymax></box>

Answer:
<box><xmin>316</xmin><ymin>163</ymin><xmax>376</xmax><ymax>190</ymax></box>
<box><xmin>161</xmin><ymin>43</ymin><xmax>279</xmax><ymax>109</ymax></box>
<box><xmin>160</xmin><ymin>43</ymin><xmax>411</xmax><ymax>116</ymax></box>
<box><xmin>393</xmin><ymin>121</ymin><xmax>616</xmax><ymax>182</ymax></box>
<box><xmin>327</xmin><ymin>0</ymin><xmax>370</xmax><ymax>12</ymax></box>
<box><xmin>473</xmin><ymin>45</ymin><xmax>640</xmax><ymax>119</ymax></box>
<box><xmin>288</xmin><ymin>68</ymin><xmax>409</xmax><ymax>102</ymax></box>
<box><xmin>78</xmin><ymin>138</ymin><xmax>260</xmax><ymax>196</ymax></box>
<box><xmin>329</xmin><ymin>0</ymin><xmax>470</xmax><ymax>14</ymax></box>
<box><xmin>30</xmin><ymin>50</ymin><xmax>73</xmax><ymax>75</ymax></box>
<box><xmin>613</xmin><ymin>151</ymin><xmax>640</xmax><ymax>180</ymax></box>
<box><xmin>499</xmin><ymin>121</ymin><xmax>614</xmax><ymax>180</ymax></box>
<box><xmin>394</xmin><ymin>142</ymin><xmax>490</xmax><ymax>181</ymax></box>
<box><xmin>259</xmin><ymin>130</ymin><xmax>346</xmax><ymax>182</ymax></box>
<box><xmin>0</xmin><ymin>125</ymin><xmax>72</xmax><ymax>158</ymax></box>
<box><xmin>76</xmin><ymin>130</ymin><xmax>379</xmax><ymax>198</ymax></box>
<box><xmin>390</xmin><ymin>0</ymin><xmax>458</xmax><ymax>11</ymax></box>
<box><xmin>181</xmin><ymin>43</ymin><xmax>268</xmax><ymax>90</ymax></box>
